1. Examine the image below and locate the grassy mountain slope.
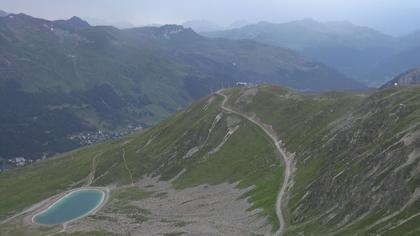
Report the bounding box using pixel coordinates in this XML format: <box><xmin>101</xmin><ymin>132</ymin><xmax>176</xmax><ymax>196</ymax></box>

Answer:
<box><xmin>0</xmin><ymin>13</ymin><xmax>362</xmax><ymax>160</ymax></box>
<box><xmin>0</xmin><ymin>93</ymin><xmax>283</xmax><ymax>235</ymax></box>
<box><xmin>2</xmin><ymin>85</ymin><xmax>420</xmax><ymax>235</ymax></box>
<box><xmin>226</xmin><ymin>85</ymin><xmax>420</xmax><ymax>235</ymax></box>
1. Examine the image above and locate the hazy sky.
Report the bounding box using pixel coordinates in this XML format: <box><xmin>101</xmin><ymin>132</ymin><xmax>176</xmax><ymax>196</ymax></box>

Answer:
<box><xmin>1</xmin><ymin>0</ymin><xmax>420</xmax><ymax>35</ymax></box>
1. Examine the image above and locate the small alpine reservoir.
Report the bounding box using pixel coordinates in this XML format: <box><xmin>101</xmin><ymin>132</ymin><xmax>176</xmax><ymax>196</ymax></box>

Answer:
<box><xmin>33</xmin><ymin>189</ymin><xmax>105</xmax><ymax>225</ymax></box>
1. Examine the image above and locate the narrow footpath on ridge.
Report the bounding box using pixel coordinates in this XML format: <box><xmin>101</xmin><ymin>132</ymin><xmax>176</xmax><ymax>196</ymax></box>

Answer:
<box><xmin>216</xmin><ymin>90</ymin><xmax>293</xmax><ymax>236</ymax></box>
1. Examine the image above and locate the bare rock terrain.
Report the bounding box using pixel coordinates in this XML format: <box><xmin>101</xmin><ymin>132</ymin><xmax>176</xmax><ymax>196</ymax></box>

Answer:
<box><xmin>67</xmin><ymin>176</ymin><xmax>271</xmax><ymax>235</ymax></box>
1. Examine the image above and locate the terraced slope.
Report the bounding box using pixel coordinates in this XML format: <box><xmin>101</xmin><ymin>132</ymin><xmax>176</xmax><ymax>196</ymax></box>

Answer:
<box><xmin>2</xmin><ymin>85</ymin><xmax>420</xmax><ymax>235</ymax></box>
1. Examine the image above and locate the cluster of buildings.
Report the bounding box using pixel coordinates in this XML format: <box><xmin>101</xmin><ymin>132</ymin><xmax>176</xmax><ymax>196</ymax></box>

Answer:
<box><xmin>235</xmin><ymin>81</ymin><xmax>254</xmax><ymax>87</ymax></box>
<box><xmin>70</xmin><ymin>126</ymin><xmax>143</xmax><ymax>146</ymax></box>
<box><xmin>8</xmin><ymin>157</ymin><xmax>32</xmax><ymax>167</ymax></box>
<box><xmin>1</xmin><ymin>126</ymin><xmax>143</xmax><ymax>172</ymax></box>
<box><xmin>0</xmin><ymin>157</ymin><xmax>33</xmax><ymax>171</ymax></box>
<box><xmin>70</xmin><ymin>130</ymin><xmax>113</xmax><ymax>146</ymax></box>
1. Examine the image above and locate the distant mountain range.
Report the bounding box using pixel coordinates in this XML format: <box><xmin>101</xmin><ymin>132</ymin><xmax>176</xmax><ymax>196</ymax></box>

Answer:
<box><xmin>205</xmin><ymin>19</ymin><xmax>420</xmax><ymax>87</ymax></box>
<box><xmin>0</xmin><ymin>13</ymin><xmax>361</xmax><ymax>159</ymax></box>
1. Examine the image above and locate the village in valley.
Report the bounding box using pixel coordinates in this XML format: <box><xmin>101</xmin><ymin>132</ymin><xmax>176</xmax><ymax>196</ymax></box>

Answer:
<box><xmin>0</xmin><ymin>125</ymin><xmax>143</xmax><ymax>172</ymax></box>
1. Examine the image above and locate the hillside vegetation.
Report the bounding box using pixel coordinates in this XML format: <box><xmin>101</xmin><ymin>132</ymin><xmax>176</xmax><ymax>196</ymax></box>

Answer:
<box><xmin>2</xmin><ymin>85</ymin><xmax>420</xmax><ymax>235</ymax></box>
<box><xmin>0</xmin><ymin>92</ymin><xmax>282</xmax><ymax>235</ymax></box>
<box><xmin>226</xmin><ymin>85</ymin><xmax>420</xmax><ymax>235</ymax></box>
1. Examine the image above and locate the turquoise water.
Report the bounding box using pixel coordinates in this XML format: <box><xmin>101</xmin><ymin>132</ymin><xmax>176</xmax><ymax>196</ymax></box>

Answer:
<box><xmin>33</xmin><ymin>189</ymin><xmax>104</xmax><ymax>225</ymax></box>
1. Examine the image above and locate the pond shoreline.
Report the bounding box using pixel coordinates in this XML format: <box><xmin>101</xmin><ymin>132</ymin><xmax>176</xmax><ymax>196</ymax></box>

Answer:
<box><xmin>30</xmin><ymin>187</ymin><xmax>109</xmax><ymax>226</ymax></box>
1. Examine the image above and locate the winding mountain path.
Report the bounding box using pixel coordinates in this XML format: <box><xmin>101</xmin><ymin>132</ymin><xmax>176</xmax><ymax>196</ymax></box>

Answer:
<box><xmin>122</xmin><ymin>148</ymin><xmax>134</xmax><ymax>186</ymax></box>
<box><xmin>217</xmin><ymin>90</ymin><xmax>292</xmax><ymax>236</ymax></box>
<box><xmin>85</xmin><ymin>153</ymin><xmax>100</xmax><ymax>186</ymax></box>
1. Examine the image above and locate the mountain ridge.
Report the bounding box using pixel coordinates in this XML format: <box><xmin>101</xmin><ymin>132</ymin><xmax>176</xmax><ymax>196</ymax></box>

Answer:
<box><xmin>2</xmin><ymin>84</ymin><xmax>420</xmax><ymax>235</ymax></box>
